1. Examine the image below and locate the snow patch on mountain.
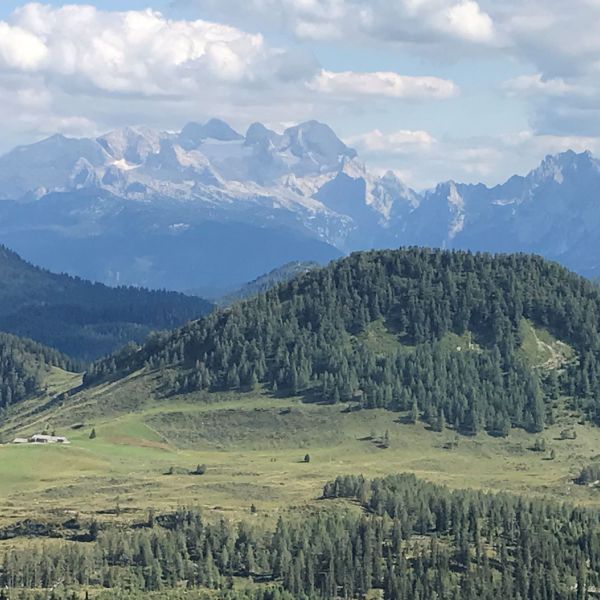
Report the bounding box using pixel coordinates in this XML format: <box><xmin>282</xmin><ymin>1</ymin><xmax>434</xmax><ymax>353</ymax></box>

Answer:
<box><xmin>447</xmin><ymin>182</ymin><xmax>466</xmax><ymax>239</ymax></box>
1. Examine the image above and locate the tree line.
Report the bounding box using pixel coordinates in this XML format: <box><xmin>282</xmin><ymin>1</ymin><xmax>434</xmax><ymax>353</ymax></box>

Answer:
<box><xmin>2</xmin><ymin>473</ymin><xmax>600</xmax><ymax>599</ymax></box>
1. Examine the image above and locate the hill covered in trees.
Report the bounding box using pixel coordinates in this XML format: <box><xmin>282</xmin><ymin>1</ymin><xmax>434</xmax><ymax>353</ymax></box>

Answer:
<box><xmin>0</xmin><ymin>332</ymin><xmax>78</xmax><ymax>410</ymax></box>
<box><xmin>84</xmin><ymin>248</ymin><xmax>600</xmax><ymax>436</ymax></box>
<box><xmin>216</xmin><ymin>261</ymin><xmax>319</xmax><ymax>306</ymax></box>
<box><xmin>0</xmin><ymin>245</ymin><xmax>213</xmax><ymax>360</ymax></box>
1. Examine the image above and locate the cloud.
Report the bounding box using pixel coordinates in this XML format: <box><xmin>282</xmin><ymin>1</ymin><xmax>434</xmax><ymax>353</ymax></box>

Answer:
<box><xmin>350</xmin><ymin>126</ymin><xmax>600</xmax><ymax>189</ymax></box>
<box><xmin>0</xmin><ymin>22</ymin><xmax>48</xmax><ymax>70</ymax></box>
<box><xmin>181</xmin><ymin>0</ymin><xmax>600</xmax><ymax>139</ymax></box>
<box><xmin>0</xmin><ymin>3</ymin><xmax>458</xmax><ymax>99</ymax></box>
<box><xmin>3</xmin><ymin>4</ymin><xmax>283</xmax><ymax>95</ymax></box>
<box><xmin>441</xmin><ymin>0</ymin><xmax>495</xmax><ymax>43</ymax></box>
<box><xmin>350</xmin><ymin>129</ymin><xmax>438</xmax><ymax>154</ymax></box>
<box><xmin>309</xmin><ymin>70</ymin><xmax>458</xmax><ymax>100</ymax></box>
<box><xmin>0</xmin><ymin>3</ymin><xmax>458</xmax><ymax>152</ymax></box>
<box><xmin>503</xmin><ymin>74</ymin><xmax>576</xmax><ymax>97</ymax></box>
<box><xmin>489</xmin><ymin>0</ymin><xmax>600</xmax><ymax>79</ymax></box>
<box><xmin>483</xmin><ymin>1</ymin><xmax>600</xmax><ymax>137</ymax></box>
<box><xmin>180</xmin><ymin>0</ymin><xmax>497</xmax><ymax>47</ymax></box>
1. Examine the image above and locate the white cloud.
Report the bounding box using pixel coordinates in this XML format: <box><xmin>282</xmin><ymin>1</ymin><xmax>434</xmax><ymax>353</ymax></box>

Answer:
<box><xmin>3</xmin><ymin>4</ymin><xmax>275</xmax><ymax>94</ymax></box>
<box><xmin>182</xmin><ymin>0</ymin><xmax>497</xmax><ymax>46</ymax></box>
<box><xmin>0</xmin><ymin>22</ymin><xmax>47</xmax><ymax>70</ymax></box>
<box><xmin>0</xmin><ymin>3</ymin><xmax>458</xmax><ymax>152</ymax></box>
<box><xmin>309</xmin><ymin>70</ymin><xmax>458</xmax><ymax>99</ymax></box>
<box><xmin>503</xmin><ymin>74</ymin><xmax>576</xmax><ymax>97</ymax></box>
<box><xmin>442</xmin><ymin>0</ymin><xmax>495</xmax><ymax>42</ymax></box>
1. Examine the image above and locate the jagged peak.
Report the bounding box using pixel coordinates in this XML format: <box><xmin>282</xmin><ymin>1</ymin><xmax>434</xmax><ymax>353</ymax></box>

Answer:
<box><xmin>529</xmin><ymin>149</ymin><xmax>598</xmax><ymax>183</ymax></box>
<box><xmin>432</xmin><ymin>180</ymin><xmax>459</xmax><ymax>193</ymax></box>
<box><xmin>180</xmin><ymin>118</ymin><xmax>243</xmax><ymax>147</ymax></box>
<box><xmin>245</xmin><ymin>122</ymin><xmax>281</xmax><ymax>146</ymax></box>
<box><xmin>282</xmin><ymin>120</ymin><xmax>357</xmax><ymax>163</ymax></box>
<box><xmin>202</xmin><ymin>118</ymin><xmax>243</xmax><ymax>141</ymax></box>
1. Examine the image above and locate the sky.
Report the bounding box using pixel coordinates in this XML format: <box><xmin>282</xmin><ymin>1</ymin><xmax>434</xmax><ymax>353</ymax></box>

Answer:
<box><xmin>1</xmin><ymin>1</ymin><xmax>600</xmax><ymax>188</ymax></box>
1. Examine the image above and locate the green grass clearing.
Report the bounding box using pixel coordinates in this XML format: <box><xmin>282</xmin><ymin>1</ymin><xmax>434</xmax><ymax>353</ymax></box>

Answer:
<box><xmin>1</xmin><ymin>375</ymin><xmax>599</xmax><ymax>532</ymax></box>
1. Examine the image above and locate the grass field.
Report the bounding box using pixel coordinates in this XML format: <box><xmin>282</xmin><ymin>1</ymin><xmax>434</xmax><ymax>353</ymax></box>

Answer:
<box><xmin>519</xmin><ymin>319</ymin><xmax>575</xmax><ymax>368</ymax></box>
<box><xmin>1</xmin><ymin>367</ymin><xmax>600</xmax><ymax>535</ymax></box>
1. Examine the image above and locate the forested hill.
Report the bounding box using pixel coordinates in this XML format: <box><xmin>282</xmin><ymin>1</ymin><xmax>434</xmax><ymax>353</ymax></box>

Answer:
<box><xmin>86</xmin><ymin>248</ymin><xmax>600</xmax><ymax>436</ymax></box>
<box><xmin>217</xmin><ymin>261</ymin><xmax>319</xmax><ymax>306</ymax></box>
<box><xmin>0</xmin><ymin>245</ymin><xmax>213</xmax><ymax>361</ymax></box>
<box><xmin>0</xmin><ymin>332</ymin><xmax>78</xmax><ymax>410</ymax></box>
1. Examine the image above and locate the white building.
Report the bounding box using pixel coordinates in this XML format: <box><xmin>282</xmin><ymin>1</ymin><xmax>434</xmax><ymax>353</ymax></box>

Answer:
<box><xmin>28</xmin><ymin>434</ymin><xmax>69</xmax><ymax>444</ymax></box>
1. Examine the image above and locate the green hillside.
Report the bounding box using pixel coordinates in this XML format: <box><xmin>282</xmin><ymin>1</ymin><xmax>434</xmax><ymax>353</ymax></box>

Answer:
<box><xmin>0</xmin><ymin>245</ymin><xmax>213</xmax><ymax>360</ymax></box>
<box><xmin>2</xmin><ymin>377</ymin><xmax>600</xmax><ymax>600</ymax></box>
<box><xmin>0</xmin><ymin>331</ymin><xmax>79</xmax><ymax>410</ymax></box>
<box><xmin>86</xmin><ymin>248</ymin><xmax>600</xmax><ymax>437</ymax></box>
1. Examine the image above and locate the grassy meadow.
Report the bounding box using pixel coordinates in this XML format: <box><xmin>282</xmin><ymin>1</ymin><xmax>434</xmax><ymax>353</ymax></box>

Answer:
<box><xmin>1</xmin><ymin>373</ymin><xmax>600</xmax><ymax>532</ymax></box>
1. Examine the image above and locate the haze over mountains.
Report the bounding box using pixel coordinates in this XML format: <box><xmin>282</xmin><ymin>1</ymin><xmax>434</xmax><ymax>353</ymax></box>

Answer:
<box><xmin>1</xmin><ymin>118</ymin><xmax>600</xmax><ymax>295</ymax></box>
<box><xmin>0</xmin><ymin>245</ymin><xmax>212</xmax><ymax>361</ymax></box>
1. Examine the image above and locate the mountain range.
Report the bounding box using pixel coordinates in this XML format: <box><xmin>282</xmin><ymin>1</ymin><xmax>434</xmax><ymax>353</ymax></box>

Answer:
<box><xmin>1</xmin><ymin>118</ymin><xmax>600</xmax><ymax>295</ymax></box>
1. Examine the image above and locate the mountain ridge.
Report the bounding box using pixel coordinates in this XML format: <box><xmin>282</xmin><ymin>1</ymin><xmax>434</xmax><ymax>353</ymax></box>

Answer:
<box><xmin>0</xmin><ymin>245</ymin><xmax>213</xmax><ymax>360</ymax></box>
<box><xmin>1</xmin><ymin>119</ymin><xmax>600</xmax><ymax>290</ymax></box>
<box><xmin>215</xmin><ymin>260</ymin><xmax>320</xmax><ymax>306</ymax></box>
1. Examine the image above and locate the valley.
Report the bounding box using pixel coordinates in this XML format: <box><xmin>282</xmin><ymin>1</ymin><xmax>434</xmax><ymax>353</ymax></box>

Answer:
<box><xmin>2</xmin><ymin>375</ymin><xmax>600</xmax><ymax>599</ymax></box>
<box><xmin>0</xmin><ymin>245</ymin><xmax>213</xmax><ymax>360</ymax></box>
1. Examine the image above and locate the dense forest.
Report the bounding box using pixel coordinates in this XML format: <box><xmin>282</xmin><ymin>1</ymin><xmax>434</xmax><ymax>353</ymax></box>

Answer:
<box><xmin>2</xmin><ymin>473</ymin><xmax>599</xmax><ymax>599</ymax></box>
<box><xmin>86</xmin><ymin>248</ymin><xmax>600</xmax><ymax>435</ymax></box>
<box><xmin>0</xmin><ymin>245</ymin><xmax>213</xmax><ymax>360</ymax></box>
<box><xmin>0</xmin><ymin>332</ymin><xmax>78</xmax><ymax>410</ymax></box>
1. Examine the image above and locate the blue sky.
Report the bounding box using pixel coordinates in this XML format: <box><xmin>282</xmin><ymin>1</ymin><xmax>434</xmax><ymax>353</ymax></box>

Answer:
<box><xmin>0</xmin><ymin>1</ymin><xmax>171</xmax><ymax>15</ymax></box>
<box><xmin>0</xmin><ymin>1</ymin><xmax>598</xmax><ymax>187</ymax></box>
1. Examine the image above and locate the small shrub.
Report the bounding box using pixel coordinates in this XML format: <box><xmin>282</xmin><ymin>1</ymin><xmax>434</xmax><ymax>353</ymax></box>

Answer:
<box><xmin>560</xmin><ymin>428</ymin><xmax>577</xmax><ymax>440</ymax></box>
<box><xmin>382</xmin><ymin>430</ymin><xmax>390</xmax><ymax>448</ymax></box>
<box><xmin>576</xmin><ymin>463</ymin><xmax>600</xmax><ymax>485</ymax></box>
<box><xmin>533</xmin><ymin>438</ymin><xmax>546</xmax><ymax>452</ymax></box>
